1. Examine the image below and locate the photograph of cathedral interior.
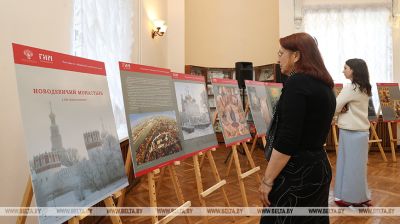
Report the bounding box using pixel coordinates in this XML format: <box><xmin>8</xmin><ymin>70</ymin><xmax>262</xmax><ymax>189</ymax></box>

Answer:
<box><xmin>214</xmin><ymin>85</ymin><xmax>250</xmax><ymax>139</ymax></box>
<box><xmin>2</xmin><ymin>0</ymin><xmax>400</xmax><ymax>224</ymax></box>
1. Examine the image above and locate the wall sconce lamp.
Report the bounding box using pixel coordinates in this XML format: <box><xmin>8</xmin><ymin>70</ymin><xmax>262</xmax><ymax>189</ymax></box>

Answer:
<box><xmin>152</xmin><ymin>20</ymin><xmax>167</xmax><ymax>38</ymax></box>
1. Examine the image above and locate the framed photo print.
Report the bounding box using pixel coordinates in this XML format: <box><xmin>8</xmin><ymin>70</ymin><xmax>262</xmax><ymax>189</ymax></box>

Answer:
<box><xmin>255</xmin><ymin>64</ymin><xmax>276</xmax><ymax>82</ymax></box>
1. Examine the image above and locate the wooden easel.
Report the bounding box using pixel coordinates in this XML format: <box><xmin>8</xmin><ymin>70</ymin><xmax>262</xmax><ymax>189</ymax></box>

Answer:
<box><xmin>165</xmin><ymin>111</ymin><xmax>232</xmax><ymax>223</ymax></box>
<box><xmin>192</xmin><ymin>149</ymin><xmax>233</xmax><ymax>223</ymax></box>
<box><xmin>17</xmin><ymin>177</ymin><xmax>123</xmax><ymax>224</ymax></box>
<box><xmin>213</xmin><ymin>110</ymin><xmax>261</xmax><ymax>207</ymax></box>
<box><xmin>372</xmin><ymin>106</ymin><xmax>395</xmax><ymax>162</ymax></box>
<box><xmin>244</xmin><ymin>102</ymin><xmax>267</xmax><ymax>155</ymax></box>
<box><xmin>119</xmin><ymin>146</ymin><xmax>192</xmax><ymax>224</ymax></box>
<box><xmin>153</xmin><ymin>151</ymin><xmax>232</xmax><ymax>224</ymax></box>
<box><xmin>331</xmin><ymin>122</ymin><xmax>339</xmax><ymax>155</ymax></box>
<box><xmin>249</xmin><ymin>134</ymin><xmax>266</xmax><ymax>156</ymax></box>
<box><xmin>226</xmin><ymin>103</ymin><xmax>263</xmax><ymax>180</ymax></box>
<box><xmin>368</xmin><ymin>121</ymin><xmax>387</xmax><ymax>162</ymax></box>
<box><xmin>332</xmin><ymin>120</ymin><xmax>388</xmax><ymax>162</ymax></box>
<box><xmin>386</xmin><ymin>121</ymin><xmax>398</xmax><ymax>162</ymax></box>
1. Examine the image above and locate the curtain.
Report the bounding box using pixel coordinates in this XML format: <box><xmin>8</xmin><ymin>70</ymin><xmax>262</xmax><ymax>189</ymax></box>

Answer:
<box><xmin>303</xmin><ymin>5</ymin><xmax>393</xmax><ymax>108</ymax></box>
<box><xmin>73</xmin><ymin>0</ymin><xmax>134</xmax><ymax>140</ymax></box>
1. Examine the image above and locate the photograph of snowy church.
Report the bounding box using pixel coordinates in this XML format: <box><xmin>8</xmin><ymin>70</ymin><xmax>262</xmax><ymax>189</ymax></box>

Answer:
<box><xmin>29</xmin><ymin>104</ymin><xmax>128</xmax><ymax>224</ymax></box>
<box><xmin>174</xmin><ymin>82</ymin><xmax>214</xmax><ymax>140</ymax></box>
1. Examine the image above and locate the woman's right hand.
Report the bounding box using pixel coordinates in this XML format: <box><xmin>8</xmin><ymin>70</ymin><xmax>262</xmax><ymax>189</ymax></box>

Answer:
<box><xmin>259</xmin><ymin>181</ymin><xmax>273</xmax><ymax>207</ymax></box>
<box><xmin>341</xmin><ymin>104</ymin><xmax>348</xmax><ymax>113</ymax></box>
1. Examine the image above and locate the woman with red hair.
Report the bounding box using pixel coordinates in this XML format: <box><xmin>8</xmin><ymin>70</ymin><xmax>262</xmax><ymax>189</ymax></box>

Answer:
<box><xmin>259</xmin><ymin>32</ymin><xmax>336</xmax><ymax>223</ymax></box>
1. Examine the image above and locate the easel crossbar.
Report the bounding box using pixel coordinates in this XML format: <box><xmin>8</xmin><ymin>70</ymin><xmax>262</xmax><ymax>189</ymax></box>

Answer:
<box><xmin>156</xmin><ymin>201</ymin><xmax>192</xmax><ymax>224</ymax></box>
<box><xmin>200</xmin><ymin>180</ymin><xmax>227</xmax><ymax>198</ymax></box>
<box><xmin>240</xmin><ymin>167</ymin><xmax>261</xmax><ymax>179</ymax></box>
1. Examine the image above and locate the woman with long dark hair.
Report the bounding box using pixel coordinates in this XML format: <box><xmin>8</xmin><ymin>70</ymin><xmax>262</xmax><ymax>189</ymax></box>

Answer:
<box><xmin>334</xmin><ymin>58</ymin><xmax>372</xmax><ymax>207</ymax></box>
<box><xmin>259</xmin><ymin>32</ymin><xmax>336</xmax><ymax>223</ymax></box>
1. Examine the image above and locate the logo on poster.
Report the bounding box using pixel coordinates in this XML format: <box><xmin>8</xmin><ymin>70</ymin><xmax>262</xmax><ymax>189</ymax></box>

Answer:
<box><xmin>122</xmin><ymin>63</ymin><xmax>131</xmax><ymax>70</ymax></box>
<box><xmin>23</xmin><ymin>49</ymin><xmax>33</xmax><ymax>60</ymax></box>
<box><xmin>39</xmin><ymin>53</ymin><xmax>53</xmax><ymax>62</ymax></box>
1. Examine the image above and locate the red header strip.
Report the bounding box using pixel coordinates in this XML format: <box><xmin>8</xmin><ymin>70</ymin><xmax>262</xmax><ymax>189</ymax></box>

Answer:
<box><xmin>172</xmin><ymin>72</ymin><xmax>205</xmax><ymax>83</ymax></box>
<box><xmin>119</xmin><ymin>62</ymin><xmax>170</xmax><ymax>77</ymax></box>
<box><xmin>377</xmin><ymin>83</ymin><xmax>399</xmax><ymax>87</ymax></box>
<box><xmin>245</xmin><ymin>80</ymin><xmax>264</xmax><ymax>86</ymax></box>
<box><xmin>12</xmin><ymin>43</ymin><xmax>106</xmax><ymax>76</ymax></box>
<box><xmin>334</xmin><ymin>83</ymin><xmax>343</xmax><ymax>87</ymax></box>
<box><xmin>212</xmin><ymin>78</ymin><xmax>238</xmax><ymax>85</ymax></box>
<box><xmin>264</xmin><ymin>82</ymin><xmax>283</xmax><ymax>87</ymax></box>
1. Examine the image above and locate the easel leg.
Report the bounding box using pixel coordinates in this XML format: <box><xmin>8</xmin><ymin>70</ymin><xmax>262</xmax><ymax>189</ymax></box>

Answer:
<box><xmin>193</xmin><ymin>154</ymin><xmax>209</xmax><ymax>223</ymax></box>
<box><xmin>331</xmin><ymin>124</ymin><xmax>338</xmax><ymax>155</ymax></box>
<box><xmin>370</xmin><ymin>122</ymin><xmax>387</xmax><ymax>162</ymax></box>
<box><xmin>261</xmin><ymin>136</ymin><xmax>267</xmax><ymax>148</ymax></box>
<box><xmin>242</xmin><ymin>142</ymin><xmax>261</xmax><ymax>184</ymax></box>
<box><xmin>168</xmin><ymin>165</ymin><xmax>192</xmax><ymax>224</ymax></box>
<box><xmin>16</xmin><ymin>176</ymin><xmax>33</xmax><ymax>224</ymax></box>
<box><xmin>368</xmin><ymin>124</ymin><xmax>373</xmax><ymax>152</ymax></box>
<box><xmin>225</xmin><ymin>152</ymin><xmax>234</xmax><ymax>177</ymax></box>
<box><xmin>104</xmin><ymin>197</ymin><xmax>123</xmax><ymax>224</ymax></box>
<box><xmin>148</xmin><ymin>171</ymin><xmax>159</xmax><ymax>224</ymax></box>
<box><xmin>199</xmin><ymin>152</ymin><xmax>206</xmax><ymax>168</ymax></box>
<box><xmin>250</xmin><ymin>137</ymin><xmax>258</xmax><ymax>155</ymax></box>
<box><xmin>206</xmin><ymin>150</ymin><xmax>231</xmax><ymax>208</ymax></box>
<box><xmin>387</xmin><ymin>122</ymin><xmax>397</xmax><ymax>162</ymax></box>
<box><xmin>232</xmin><ymin>145</ymin><xmax>249</xmax><ymax>207</ymax></box>
<box><xmin>117</xmin><ymin>147</ymin><xmax>132</xmax><ymax>207</ymax></box>
<box><xmin>156</xmin><ymin>167</ymin><xmax>167</xmax><ymax>194</ymax></box>
<box><xmin>245</xmin><ymin>137</ymin><xmax>259</xmax><ymax>167</ymax></box>
<box><xmin>68</xmin><ymin>217</ymin><xmax>80</xmax><ymax>224</ymax></box>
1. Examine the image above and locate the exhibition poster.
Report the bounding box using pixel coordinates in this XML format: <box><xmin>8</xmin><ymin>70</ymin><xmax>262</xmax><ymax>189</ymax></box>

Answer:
<box><xmin>13</xmin><ymin>43</ymin><xmax>128</xmax><ymax>224</ymax></box>
<box><xmin>367</xmin><ymin>98</ymin><xmax>378</xmax><ymax>121</ymax></box>
<box><xmin>245</xmin><ymin>80</ymin><xmax>269</xmax><ymax>137</ymax></box>
<box><xmin>264</xmin><ymin>82</ymin><xmax>283</xmax><ymax>123</ymax></box>
<box><xmin>377</xmin><ymin>83</ymin><xmax>400</xmax><ymax>122</ymax></box>
<box><xmin>212</xmin><ymin>78</ymin><xmax>251</xmax><ymax>146</ymax></box>
<box><xmin>333</xmin><ymin>83</ymin><xmax>343</xmax><ymax>97</ymax></box>
<box><xmin>172</xmin><ymin>72</ymin><xmax>218</xmax><ymax>154</ymax></box>
<box><xmin>119</xmin><ymin>63</ymin><xmax>184</xmax><ymax>177</ymax></box>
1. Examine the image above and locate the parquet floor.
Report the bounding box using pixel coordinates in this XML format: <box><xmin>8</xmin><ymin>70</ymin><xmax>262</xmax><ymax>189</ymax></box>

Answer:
<box><xmin>100</xmin><ymin>144</ymin><xmax>400</xmax><ymax>224</ymax></box>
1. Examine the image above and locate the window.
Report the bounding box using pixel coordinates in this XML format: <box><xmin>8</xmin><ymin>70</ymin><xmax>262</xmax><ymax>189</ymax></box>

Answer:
<box><xmin>303</xmin><ymin>4</ymin><xmax>393</xmax><ymax>107</ymax></box>
<box><xmin>73</xmin><ymin>0</ymin><xmax>134</xmax><ymax>140</ymax></box>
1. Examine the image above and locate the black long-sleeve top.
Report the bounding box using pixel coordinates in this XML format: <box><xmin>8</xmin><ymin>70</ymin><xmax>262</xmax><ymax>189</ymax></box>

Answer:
<box><xmin>272</xmin><ymin>73</ymin><xmax>336</xmax><ymax>156</ymax></box>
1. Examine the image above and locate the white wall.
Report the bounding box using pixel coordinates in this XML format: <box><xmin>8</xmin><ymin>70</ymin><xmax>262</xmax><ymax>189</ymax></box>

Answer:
<box><xmin>0</xmin><ymin>1</ymin><xmax>73</xmax><ymax>223</ymax></box>
<box><xmin>132</xmin><ymin>0</ymin><xmax>185</xmax><ymax>71</ymax></box>
<box><xmin>185</xmin><ymin>0</ymin><xmax>280</xmax><ymax>67</ymax></box>
<box><xmin>393</xmin><ymin>25</ymin><xmax>400</xmax><ymax>83</ymax></box>
<box><xmin>168</xmin><ymin>0</ymin><xmax>185</xmax><ymax>73</ymax></box>
<box><xmin>279</xmin><ymin>0</ymin><xmax>297</xmax><ymax>37</ymax></box>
